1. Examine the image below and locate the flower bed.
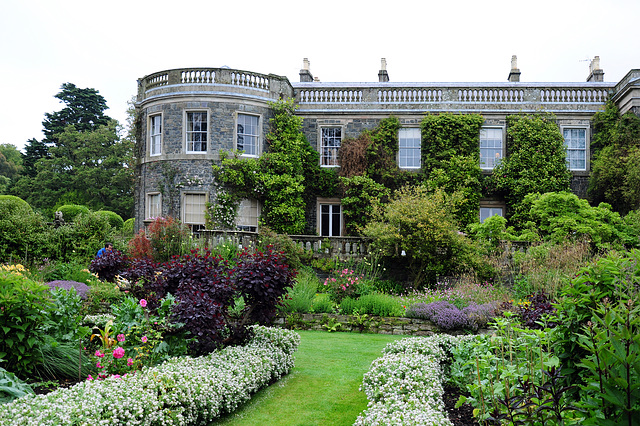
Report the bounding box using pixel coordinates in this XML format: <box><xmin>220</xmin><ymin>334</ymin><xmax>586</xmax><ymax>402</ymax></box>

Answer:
<box><xmin>355</xmin><ymin>335</ymin><xmax>472</xmax><ymax>426</ymax></box>
<box><xmin>0</xmin><ymin>326</ymin><xmax>300</xmax><ymax>426</ymax></box>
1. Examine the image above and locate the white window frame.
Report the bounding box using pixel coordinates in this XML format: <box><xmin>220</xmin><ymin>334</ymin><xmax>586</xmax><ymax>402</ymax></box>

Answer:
<box><xmin>182</xmin><ymin>192</ymin><xmax>207</xmax><ymax>225</ymax></box>
<box><xmin>398</xmin><ymin>128</ymin><xmax>421</xmax><ymax>169</ymax></box>
<box><xmin>236</xmin><ymin>113</ymin><xmax>260</xmax><ymax>157</ymax></box>
<box><xmin>317</xmin><ymin>199</ymin><xmax>342</xmax><ymax>236</ymax></box>
<box><xmin>480</xmin><ymin>127</ymin><xmax>504</xmax><ymax>170</ymax></box>
<box><xmin>146</xmin><ymin>192</ymin><xmax>162</xmax><ymax>220</ymax></box>
<box><xmin>320</xmin><ymin>127</ymin><xmax>342</xmax><ymax>167</ymax></box>
<box><xmin>480</xmin><ymin>207</ymin><xmax>504</xmax><ymax>223</ymax></box>
<box><xmin>561</xmin><ymin>126</ymin><xmax>588</xmax><ymax>171</ymax></box>
<box><xmin>185</xmin><ymin>111</ymin><xmax>208</xmax><ymax>153</ymax></box>
<box><xmin>236</xmin><ymin>198</ymin><xmax>260</xmax><ymax>232</ymax></box>
<box><xmin>149</xmin><ymin>114</ymin><xmax>162</xmax><ymax>156</ymax></box>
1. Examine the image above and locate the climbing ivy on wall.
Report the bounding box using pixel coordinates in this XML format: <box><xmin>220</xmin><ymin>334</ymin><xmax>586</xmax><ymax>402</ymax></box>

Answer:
<box><xmin>210</xmin><ymin>99</ymin><xmax>337</xmax><ymax>234</ymax></box>
<box><xmin>420</xmin><ymin>113</ymin><xmax>484</xmax><ymax>173</ymax></box>
<box><xmin>487</xmin><ymin>113</ymin><xmax>572</xmax><ymax>226</ymax></box>
<box><xmin>420</xmin><ymin>113</ymin><xmax>484</xmax><ymax>228</ymax></box>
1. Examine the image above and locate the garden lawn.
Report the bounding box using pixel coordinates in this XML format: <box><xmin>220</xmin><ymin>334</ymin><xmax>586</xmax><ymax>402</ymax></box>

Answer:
<box><xmin>214</xmin><ymin>330</ymin><xmax>407</xmax><ymax>426</ymax></box>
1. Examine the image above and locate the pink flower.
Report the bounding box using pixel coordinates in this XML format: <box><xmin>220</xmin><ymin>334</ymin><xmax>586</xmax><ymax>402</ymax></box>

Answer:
<box><xmin>96</xmin><ymin>362</ymin><xmax>102</xmax><ymax>369</ymax></box>
<box><xmin>140</xmin><ymin>299</ymin><xmax>147</xmax><ymax>307</ymax></box>
<box><xmin>127</xmin><ymin>358</ymin><xmax>134</xmax><ymax>367</ymax></box>
<box><xmin>113</xmin><ymin>374</ymin><xmax>121</xmax><ymax>379</ymax></box>
<box><xmin>113</xmin><ymin>347</ymin><xmax>125</xmax><ymax>359</ymax></box>
<box><xmin>95</xmin><ymin>350</ymin><xmax>105</xmax><ymax>358</ymax></box>
<box><xmin>141</xmin><ymin>336</ymin><xmax>148</xmax><ymax>343</ymax></box>
<box><xmin>87</xmin><ymin>375</ymin><xmax>94</xmax><ymax>381</ymax></box>
<box><xmin>117</xmin><ymin>334</ymin><xmax>125</xmax><ymax>342</ymax></box>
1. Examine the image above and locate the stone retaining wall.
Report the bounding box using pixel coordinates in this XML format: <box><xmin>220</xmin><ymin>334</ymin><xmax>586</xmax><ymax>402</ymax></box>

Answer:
<box><xmin>273</xmin><ymin>313</ymin><xmax>475</xmax><ymax>336</ymax></box>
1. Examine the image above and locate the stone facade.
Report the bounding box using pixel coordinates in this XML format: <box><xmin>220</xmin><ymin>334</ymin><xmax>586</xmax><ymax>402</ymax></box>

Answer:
<box><xmin>135</xmin><ymin>60</ymin><xmax>640</xmax><ymax>233</ymax></box>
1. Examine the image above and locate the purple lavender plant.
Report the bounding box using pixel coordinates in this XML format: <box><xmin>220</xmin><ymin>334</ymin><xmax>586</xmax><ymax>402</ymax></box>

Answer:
<box><xmin>406</xmin><ymin>301</ymin><xmax>470</xmax><ymax>330</ymax></box>
<box><xmin>462</xmin><ymin>302</ymin><xmax>499</xmax><ymax>331</ymax></box>
<box><xmin>46</xmin><ymin>280</ymin><xmax>90</xmax><ymax>299</ymax></box>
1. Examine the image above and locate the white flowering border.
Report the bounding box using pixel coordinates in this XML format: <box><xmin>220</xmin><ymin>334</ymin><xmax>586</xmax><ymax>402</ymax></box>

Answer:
<box><xmin>0</xmin><ymin>326</ymin><xmax>300</xmax><ymax>426</ymax></box>
<box><xmin>354</xmin><ymin>334</ymin><xmax>474</xmax><ymax>426</ymax></box>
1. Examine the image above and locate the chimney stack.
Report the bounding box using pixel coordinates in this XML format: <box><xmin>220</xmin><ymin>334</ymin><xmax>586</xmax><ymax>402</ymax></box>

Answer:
<box><xmin>587</xmin><ymin>56</ymin><xmax>604</xmax><ymax>82</ymax></box>
<box><xmin>508</xmin><ymin>55</ymin><xmax>521</xmax><ymax>82</ymax></box>
<box><xmin>378</xmin><ymin>58</ymin><xmax>390</xmax><ymax>82</ymax></box>
<box><xmin>299</xmin><ymin>58</ymin><xmax>314</xmax><ymax>82</ymax></box>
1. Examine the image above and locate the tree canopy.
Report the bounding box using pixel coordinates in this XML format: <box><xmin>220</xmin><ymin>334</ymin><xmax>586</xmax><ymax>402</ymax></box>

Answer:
<box><xmin>12</xmin><ymin>122</ymin><xmax>134</xmax><ymax>218</ymax></box>
<box><xmin>42</xmin><ymin>83</ymin><xmax>112</xmax><ymax>146</ymax></box>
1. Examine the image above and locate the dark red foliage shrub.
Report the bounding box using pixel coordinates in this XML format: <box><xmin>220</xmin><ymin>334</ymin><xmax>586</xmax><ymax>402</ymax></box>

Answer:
<box><xmin>89</xmin><ymin>250</ymin><xmax>129</xmax><ymax>282</ymax></box>
<box><xmin>156</xmin><ymin>250</ymin><xmax>233</xmax><ymax>305</ymax></box>
<box><xmin>517</xmin><ymin>292</ymin><xmax>557</xmax><ymax>329</ymax></box>
<box><xmin>232</xmin><ymin>248</ymin><xmax>297</xmax><ymax>326</ymax></box>
<box><xmin>171</xmin><ymin>289</ymin><xmax>226</xmax><ymax>354</ymax></box>
<box><xmin>120</xmin><ymin>257</ymin><xmax>158</xmax><ymax>301</ymax></box>
<box><xmin>115</xmin><ymin>247</ymin><xmax>296</xmax><ymax>355</ymax></box>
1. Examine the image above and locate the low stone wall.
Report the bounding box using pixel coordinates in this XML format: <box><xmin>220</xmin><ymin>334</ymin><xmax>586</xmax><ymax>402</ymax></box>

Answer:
<box><xmin>273</xmin><ymin>313</ymin><xmax>473</xmax><ymax>336</ymax></box>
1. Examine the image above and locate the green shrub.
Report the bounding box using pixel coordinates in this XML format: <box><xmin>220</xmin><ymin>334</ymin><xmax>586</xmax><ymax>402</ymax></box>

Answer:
<box><xmin>257</xmin><ymin>226</ymin><xmax>308</xmax><ymax>271</ymax></box>
<box><xmin>364</xmin><ymin>186</ymin><xmax>483</xmax><ymax>286</ymax></box>
<box><xmin>0</xmin><ymin>270</ymin><xmax>52</xmax><ymax>378</ymax></box>
<box><xmin>0</xmin><ymin>195</ymin><xmax>32</xmax><ymax>215</ymax></box>
<box><xmin>522</xmin><ymin>191</ymin><xmax>638</xmax><ymax>249</ymax></box>
<box><xmin>95</xmin><ymin>210</ymin><xmax>124</xmax><ymax>229</ymax></box>
<box><xmin>47</xmin><ymin>211</ymin><xmax>115</xmax><ymax>262</ymax></box>
<box><xmin>310</xmin><ymin>293</ymin><xmax>335</xmax><ymax>313</ymax></box>
<box><xmin>552</xmin><ymin>249</ymin><xmax>640</xmax><ymax>389</ymax></box>
<box><xmin>122</xmin><ymin>218</ymin><xmax>135</xmax><ymax>236</ymax></box>
<box><xmin>281</xmin><ymin>267</ymin><xmax>318</xmax><ymax>313</ymax></box>
<box><xmin>0</xmin><ymin>197</ymin><xmax>48</xmax><ymax>263</ymax></box>
<box><xmin>340</xmin><ymin>294</ymin><xmax>405</xmax><ymax>317</ymax></box>
<box><xmin>85</xmin><ymin>281</ymin><xmax>126</xmax><ymax>314</ymax></box>
<box><xmin>42</xmin><ymin>287</ymin><xmax>86</xmax><ymax>342</ymax></box>
<box><xmin>56</xmin><ymin>204</ymin><xmax>90</xmax><ymax>222</ymax></box>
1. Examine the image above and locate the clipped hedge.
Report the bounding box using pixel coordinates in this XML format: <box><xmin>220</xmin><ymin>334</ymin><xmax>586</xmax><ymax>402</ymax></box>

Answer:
<box><xmin>0</xmin><ymin>326</ymin><xmax>300</xmax><ymax>425</ymax></box>
<box><xmin>55</xmin><ymin>204</ymin><xmax>90</xmax><ymax>222</ymax></box>
<box><xmin>95</xmin><ymin>210</ymin><xmax>125</xmax><ymax>229</ymax></box>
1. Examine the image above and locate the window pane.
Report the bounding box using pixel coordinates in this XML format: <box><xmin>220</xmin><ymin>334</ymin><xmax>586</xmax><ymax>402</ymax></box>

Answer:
<box><xmin>237</xmin><ymin>114</ymin><xmax>259</xmax><ymax>156</ymax></box>
<box><xmin>399</xmin><ymin>128</ymin><xmax>421</xmax><ymax>168</ymax></box>
<box><xmin>563</xmin><ymin>128</ymin><xmax>586</xmax><ymax>170</ymax></box>
<box><xmin>236</xmin><ymin>198</ymin><xmax>259</xmax><ymax>232</ymax></box>
<box><xmin>184</xmin><ymin>194</ymin><xmax>206</xmax><ymax>224</ymax></box>
<box><xmin>480</xmin><ymin>207</ymin><xmax>503</xmax><ymax>223</ymax></box>
<box><xmin>150</xmin><ymin>115</ymin><xmax>162</xmax><ymax>156</ymax></box>
<box><xmin>187</xmin><ymin>112</ymin><xmax>207</xmax><ymax>152</ymax></box>
<box><xmin>480</xmin><ymin>128</ymin><xmax>503</xmax><ymax>169</ymax></box>
<box><xmin>321</xmin><ymin>128</ymin><xmax>341</xmax><ymax>166</ymax></box>
<box><xmin>320</xmin><ymin>204</ymin><xmax>341</xmax><ymax>236</ymax></box>
<box><xmin>147</xmin><ymin>193</ymin><xmax>161</xmax><ymax>219</ymax></box>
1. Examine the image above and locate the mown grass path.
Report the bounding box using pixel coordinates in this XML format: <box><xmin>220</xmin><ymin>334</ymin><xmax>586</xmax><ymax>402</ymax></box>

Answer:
<box><xmin>214</xmin><ymin>330</ymin><xmax>407</xmax><ymax>426</ymax></box>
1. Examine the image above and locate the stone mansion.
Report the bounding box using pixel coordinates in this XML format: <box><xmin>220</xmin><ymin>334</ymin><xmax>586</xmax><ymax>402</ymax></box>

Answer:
<box><xmin>134</xmin><ymin>57</ymin><xmax>640</xmax><ymax>235</ymax></box>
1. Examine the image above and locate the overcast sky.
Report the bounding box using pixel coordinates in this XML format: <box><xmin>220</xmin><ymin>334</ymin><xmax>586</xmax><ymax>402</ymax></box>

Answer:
<box><xmin>2</xmin><ymin>0</ymin><xmax>639</xmax><ymax>152</ymax></box>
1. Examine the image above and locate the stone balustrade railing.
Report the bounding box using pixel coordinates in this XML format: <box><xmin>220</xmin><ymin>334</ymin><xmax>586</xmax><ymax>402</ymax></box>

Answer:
<box><xmin>293</xmin><ymin>82</ymin><xmax>614</xmax><ymax>109</ymax></box>
<box><xmin>137</xmin><ymin>68</ymin><xmax>293</xmax><ymax>100</ymax></box>
<box><xmin>198</xmin><ymin>230</ymin><xmax>371</xmax><ymax>260</ymax></box>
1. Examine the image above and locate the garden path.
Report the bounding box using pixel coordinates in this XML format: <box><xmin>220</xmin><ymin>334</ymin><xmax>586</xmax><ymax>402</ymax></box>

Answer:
<box><xmin>214</xmin><ymin>330</ymin><xmax>405</xmax><ymax>426</ymax></box>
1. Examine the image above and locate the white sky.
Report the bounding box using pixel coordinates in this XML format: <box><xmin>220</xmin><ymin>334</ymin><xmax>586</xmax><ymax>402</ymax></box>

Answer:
<box><xmin>2</xmin><ymin>0</ymin><xmax>639</xmax><ymax>152</ymax></box>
